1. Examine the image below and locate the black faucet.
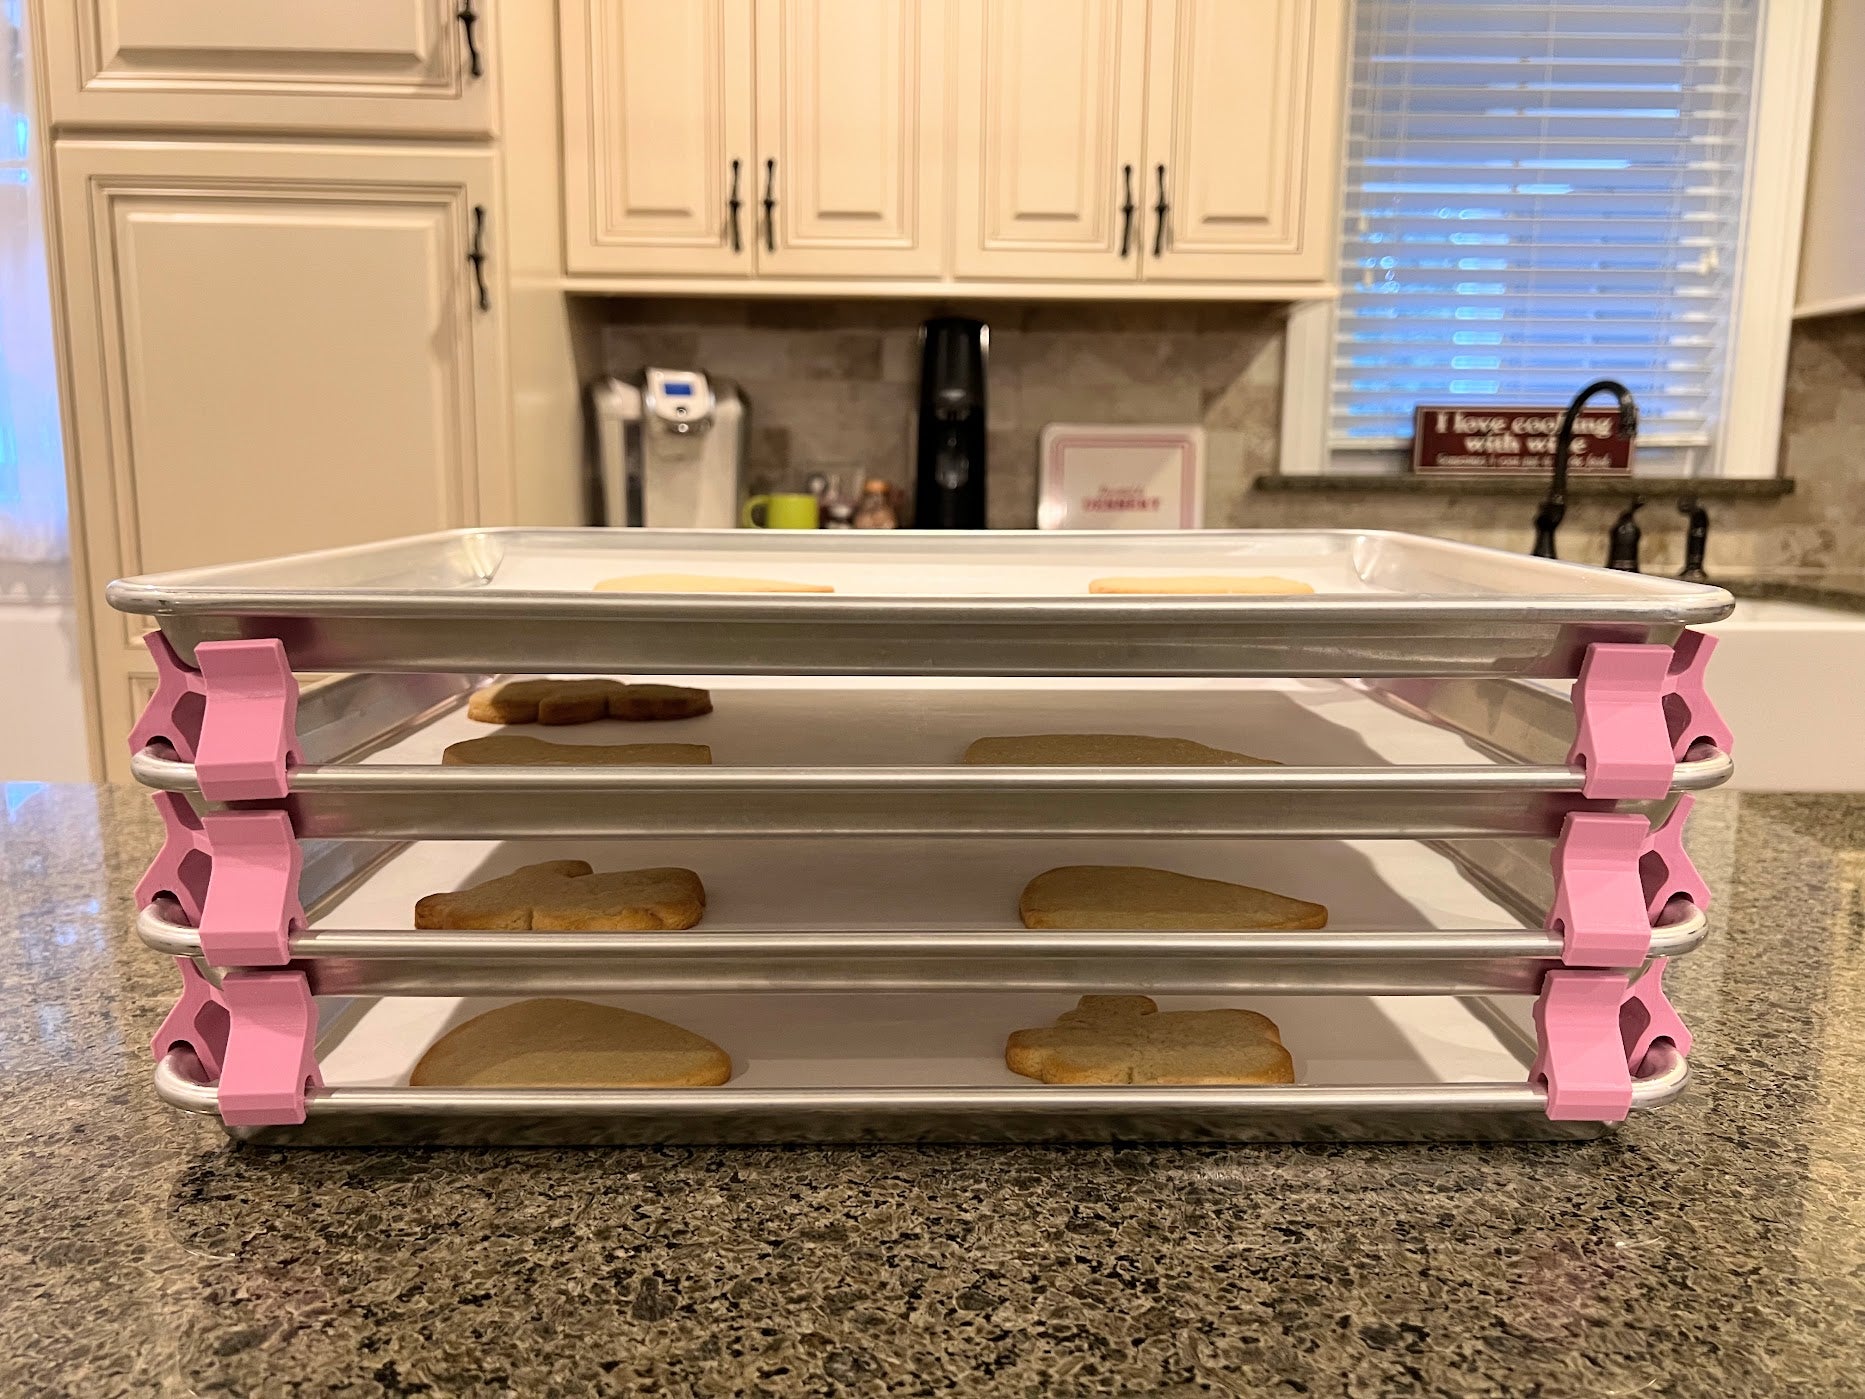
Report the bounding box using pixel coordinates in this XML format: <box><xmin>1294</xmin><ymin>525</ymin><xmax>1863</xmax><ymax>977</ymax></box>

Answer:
<box><xmin>1532</xmin><ymin>379</ymin><xmax>1639</xmax><ymax>559</ymax></box>
<box><xmin>1678</xmin><ymin>498</ymin><xmax>1710</xmax><ymax>583</ymax></box>
<box><xmin>1606</xmin><ymin>498</ymin><xmax>1644</xmax><ymax>572</ymax></box>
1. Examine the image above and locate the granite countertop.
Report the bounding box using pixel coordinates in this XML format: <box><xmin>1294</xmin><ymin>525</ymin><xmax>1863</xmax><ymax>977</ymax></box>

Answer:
<box><xmin>5</xmin><ymin>784</ymin><xmax>1864</xmax><ymax>1397</ymax></box>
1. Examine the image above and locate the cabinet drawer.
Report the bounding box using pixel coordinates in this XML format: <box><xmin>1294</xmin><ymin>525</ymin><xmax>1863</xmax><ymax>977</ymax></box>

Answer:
<box><xmin>39</xmin><ymin>0</ymin><xmax>496</xmax><ymax>136</ymax></box>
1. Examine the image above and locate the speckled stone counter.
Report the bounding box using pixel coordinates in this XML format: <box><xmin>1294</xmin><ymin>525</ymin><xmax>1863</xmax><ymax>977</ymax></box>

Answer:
<box><xmin>4</xmin><ymin>784</ymin><xmax>1863</xmax><ymax>1397</ymax></box>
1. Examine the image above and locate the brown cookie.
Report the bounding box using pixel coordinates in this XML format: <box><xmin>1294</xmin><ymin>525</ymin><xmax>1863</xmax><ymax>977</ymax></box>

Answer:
<box><xmin>963</xmin><ymin>734</ymin><xmax>1278</xmax><ymax>767</ymax></box>
<box><xmin>1087</xmin><ymin>575</ymin><xmax>1315</xmax><ymax>595</ymax></box>
<box><xmin>595</xmin><ymin>573</ymin><xmax>834</xmax><ymax>594</ymax></box>
<box><xmin>442</xmin><ymin>736</ymin><xmax>712</xmax><ymax>766</ymax></box>
<box><xmin>609</xmin><ymin>683</ymin><xmax>714</xmax><ymax>721</ymax></box>
<box><xmin>414</xmin><ymin>860</ymin><xmax>706</xmax><ymax>931</ymax></box>
<box><xmin>410</xmin><ymin>999</ymin><xmax>731</xmax><ymax>1088</ymax></box>
<box><xmin>467</xmin><ymin>678</ymin><xmax>624</xmax><ymax>725</ymax></box>
<box><xmin>1018</xmin><ymin>866</ymin><xmax>1328</xmax><ymax>931</ymax></box>
<box><xmin>1005</xmin><ymin>994</ymin><xmax>1294</xmax><ymax>1086</ymax></box>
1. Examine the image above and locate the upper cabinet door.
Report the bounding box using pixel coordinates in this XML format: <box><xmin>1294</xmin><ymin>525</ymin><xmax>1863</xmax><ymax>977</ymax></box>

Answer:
<box><xmin>561</xmin><ymin>0</ymin><xmax>756</xmax><ymax>277</ymax></box>
<box><xmin>951</xmin><ymin>0</ymin><xmax>1147</xmax><ymax>281</ymax></box>
<box><xmin>39</xmin><ymin>0</ymin><xmax>495</xmax><ymax>136</ymax></box>
<box><xmin>752</xmin><ymin>0</ymin><xmax>946</xmax><ymax>279</ymax></box>
<box><xmin>54</xmin><ymin>141</ymin><xmax>511</xmax><ymax>659</ymax></box>
<box><xmin>1141</xmin><ymin>0</ymin><xmax>1345</xmax><ymax>283</ymax></box>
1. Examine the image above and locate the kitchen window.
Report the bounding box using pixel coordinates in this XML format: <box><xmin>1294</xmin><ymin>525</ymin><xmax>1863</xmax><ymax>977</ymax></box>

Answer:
<box><xmin>1</xmin><ymin>0</ymin><xmax>67</xmax><ymax>576</ymax></box>
<box><xmin>1281</xmin><ymin>0</ymin><xmax>1823</xmax><ymax>480</ymax></box>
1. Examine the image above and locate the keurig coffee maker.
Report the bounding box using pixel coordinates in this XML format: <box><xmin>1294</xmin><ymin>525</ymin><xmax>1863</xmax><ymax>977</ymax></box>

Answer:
<box><xmin>914</xmin><ymin>317</ymin><xmax>987</xmax><ymax>529</ymax></box>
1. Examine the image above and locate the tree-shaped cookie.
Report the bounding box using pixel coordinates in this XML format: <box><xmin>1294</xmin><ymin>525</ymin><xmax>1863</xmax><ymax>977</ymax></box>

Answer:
<box><xmin>415</xmin><ymin>859</ymin><xmax>705</xmax><ymax>931</ymax></box>
<box><xmin>1006</xmin><ymin>995</ymin><xmax>1295</xmax><ymax>1085</ymax></box>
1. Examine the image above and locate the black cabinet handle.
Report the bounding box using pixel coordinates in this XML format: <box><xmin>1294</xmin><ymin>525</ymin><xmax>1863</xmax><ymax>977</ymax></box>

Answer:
<box><xmin>1152</xmin><ymin>164</ymin><xmax>1169</xmax><ymax>257</ymax></box>
<box><xmin>727</xmin><ymin>158</ymin><xmax>743</xmax><ymax>253</ymax></box>
<box><xmin>468</xmin><ymin>204</ymin><xmax>489</xmax><ymax>312</ymax></box>
<box><xmin>456</xmin><ymin>1</ymin><xmax>483</xmax><ymax>78</ymax></box>
<box><xmin>761</xmin><ymin>158</ymin><xmax>777</xmax><ymax>253</ymax></box>
<box><xmin>1119</xmin><ymin>163</ymin><xmax>1135</xmax><ymax>257</ymax></box>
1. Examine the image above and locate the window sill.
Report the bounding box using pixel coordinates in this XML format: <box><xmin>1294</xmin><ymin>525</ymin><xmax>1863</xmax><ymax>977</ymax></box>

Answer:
<box><xmin>1254</xmin><ymin>475</ymin><xmax>1795</xmax><ymax>500</ymax></box>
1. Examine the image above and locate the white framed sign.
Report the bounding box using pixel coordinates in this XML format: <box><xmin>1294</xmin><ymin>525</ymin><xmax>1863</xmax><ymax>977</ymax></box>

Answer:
<box><xmin>1036</xmin><ymin>424</ymin><xmax>1206</xmax><ymax>530</ymax></box>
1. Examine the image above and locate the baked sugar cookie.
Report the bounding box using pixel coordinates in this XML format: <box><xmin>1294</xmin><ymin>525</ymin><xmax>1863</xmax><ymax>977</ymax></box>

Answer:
<box><xmin>466</xmin><ymin>679</ymin><xmax>713</xmax><ymax>725</ymax></box>
<box><xmin>1019</xmin><ymin>866</ymin><xmax>1327</xmax><ymax>930</ymax></box>
<box><xmin>410</xmin><ymin>999</ymin><xmax>731</xmax><ymax>1088</ymax></box>
<box><xmin>1006</xmin><ymin>994</ymin><xmax>1294</xmax><ymax>1086</ymax></box>
<box><xmin>415</xmin><ymin>860</ymin><xmax>706</xmax><ymax>931</ymax></box>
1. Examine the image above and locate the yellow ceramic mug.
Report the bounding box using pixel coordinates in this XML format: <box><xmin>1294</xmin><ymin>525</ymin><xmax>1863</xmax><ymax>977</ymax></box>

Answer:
<box><xmin>741</xmin><ymin>493</ymin><xmax>821</xmax><ymax>529</ymax></box>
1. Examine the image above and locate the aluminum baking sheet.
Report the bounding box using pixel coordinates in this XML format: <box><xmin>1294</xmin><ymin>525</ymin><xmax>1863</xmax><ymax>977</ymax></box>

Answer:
<box><xmin>131</xmin><ymin>674</ymin><xmax>1729</xmax><ymax>839</ymax></box>
<box><xmin>151</xmin><ymin>998</ymin><xmax>1690</xmax><ymax>1145</ymax></box>
<box><xmin>106</xmin><ymin>528</ymin><xmax>1734</xmax><ymax>678</ymax></box>
<box><xmin>138</xmin><ymin>825</ymin><xmax>1708</xmax><ymax>997</ymax></box>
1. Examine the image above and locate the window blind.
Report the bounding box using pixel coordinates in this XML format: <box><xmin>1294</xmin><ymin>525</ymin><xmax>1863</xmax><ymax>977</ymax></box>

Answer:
<box><xmin>1332</xmin><ymin>0</ymin><xmax>1761</xmax><ymax>460</ymax></box>
<box><xmin>1</xmin><ymin>0</ymin><xmax>70</xmax><ymax>565</ymax></box>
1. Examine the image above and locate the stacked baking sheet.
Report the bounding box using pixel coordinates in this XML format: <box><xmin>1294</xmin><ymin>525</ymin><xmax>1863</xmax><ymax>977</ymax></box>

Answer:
<box><xmin>113</xmin><ymin>528</ymin><xmax>1733</xmax><ymax>1143</ymax></box>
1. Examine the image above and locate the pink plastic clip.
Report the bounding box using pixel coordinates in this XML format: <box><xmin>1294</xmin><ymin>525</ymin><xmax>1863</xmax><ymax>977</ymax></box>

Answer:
<box><xmin>134</xmin><ymin>794</ymin><xmax>305</xmax><ymax>965</ymax></box>
<box><xmin>129</xmin><ymin>631</ymin><xmax>209</xmax><ymax>761</ymax></box>
<box><xmin>1547</xmin><ymin>813</ymin><xmax>1653</xmax><ymax>965</ymax></box>
<box><xmin>1661</xmin><ymin>629</ymin><xmax>1734</xmax><ymax>760</ymax></box>
<box><xmin>1619</xmin><ymin>958</ymin><xmax>1693</xmax><ymax>1071</ymax></box>
<box><xmin>197</xmin><ymin>809</ymin><xmax>306</xmax><ymax>966</ymax></box>
<box><xmin>136</xmin><ymin>791</ymin><xmax>214</xmax><ymax>925</ymax></box>
<box><xmin>1639</xmin><ymin>794</ymin><xmax>1710</xmax><ymax>920</ymax></box>
<box><xmin>191</xmin><ymin>639</ymin><xmax>302</xmax><ymax>801</ymax></box>
<box><xmin>1567</xmin><ymin>643</ymin><xmax>1676</xmax><ymax>799</ymax></box>
<box><xmin>1531</xmin><ymin>960</ymin><xmax>1690</xmax><ymax>1121</ymax></box>
<box><xmin>151</xmin><ymin>957</ymin><xmax>230</xmax><ymax>1080</ymax></box>
<box><xmin>216</xmin><ymin>971</ymin><xmax>322</xmax><ymax>1126</ymax></box>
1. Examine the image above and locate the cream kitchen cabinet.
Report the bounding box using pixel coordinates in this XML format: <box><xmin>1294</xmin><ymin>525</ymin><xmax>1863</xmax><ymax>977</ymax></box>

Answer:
<box><xmin>955</xmin><ymin>0</ymin><xmax>1344</xmax><ymax>286</ymax></box>
<box><xmin>561</xmin><ymin>0</ymin><xmax>756</xmax><ymax>277</ymax></box>
<box><xmin>950</xmin><ymin>0</ymin><xmax>1147</xmax><ymax>281</ymax></box>
<box><xmin>34</xmin><ymin>0</ymin><xmax>496</xmax><ymax>136</ymax></box>
<box><xmin>753</xmin><ymin>0</ymin><xmax>946</xmax><ymax>278</ymax></box>
<box><xmin>562</xmin><ymin>0</ymin><xmax>944</xmax><ymax>280</ymax></box>
<box><xmin>1141</xmin><ymin>0</ymin><xmax>1345</xmax><ymax>282</ymax></box>
<box><xmin>53</xmin><ymin>141</ymin><xmax>511</xmax><ymax>780</ymax></box>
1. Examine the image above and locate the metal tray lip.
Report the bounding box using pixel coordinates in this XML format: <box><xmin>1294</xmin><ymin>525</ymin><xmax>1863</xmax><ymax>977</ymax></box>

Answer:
<box><xmin>150</xmin><ymin>1042</ymin><xmax>1690</xmax><ymax>1119</ymax></box>
<box><xmin>134</xmin><ymin>898</ymin><xmax>1709</xmax><ymax>966</ymax></box>
<box><xmin>127</xmin><ymin>746</ymin><xmax>1734</xmax><ymax>796</ymax></box>
<box><xmin>104</xmin><ymin>525</ymin><xmax>1738</xmax><ymax>625</ymax></box>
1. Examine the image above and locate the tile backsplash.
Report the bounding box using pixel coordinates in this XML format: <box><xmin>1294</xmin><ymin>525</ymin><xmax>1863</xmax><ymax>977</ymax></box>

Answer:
<box><xmin>599</xmin><ymin>298</ymin><xmax>1865</xmax><ymax>572</ymax></box>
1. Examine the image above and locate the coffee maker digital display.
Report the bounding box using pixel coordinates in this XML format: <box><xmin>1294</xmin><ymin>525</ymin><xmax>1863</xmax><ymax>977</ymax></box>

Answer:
<box><xmin>914</xmin><ymin>317</ymin><xmax>987</xmax><ymax>529</ymax></box>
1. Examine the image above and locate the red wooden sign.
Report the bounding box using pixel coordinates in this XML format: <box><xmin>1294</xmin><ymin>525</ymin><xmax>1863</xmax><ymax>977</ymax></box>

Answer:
<box><xmin>1411</xmin><ymin>405</ymin><xmax>1634</xmax><ymax>476</ymax></box>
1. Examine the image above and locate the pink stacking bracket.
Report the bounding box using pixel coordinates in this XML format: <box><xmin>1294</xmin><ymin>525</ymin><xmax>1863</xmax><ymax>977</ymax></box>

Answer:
<box><xmin>198</xmin><ymin>809</ymin><xmax>306</xmax><ymax>965</ymax></box>
<box><xmin>151</xmin><ymin>957</ymin><xmax>230</xmax><ymax>1080</ymax></box>
<box><xmin>1661</xmin><ymin>629</ymin><xmax>1734</xmax><ymax>760</ymax></box>
<box><xmin>214</xmin><ymin>970</ymin><xmax>322</xmax><ymax>1127</ymax></box>
<box><xmin>1638</xmin><ymin>794</ymin><xmax>1711</xmax><ymax>921</ymax></box>
<box><xmin>135</xmin><ymin>792</ymin><xmax>305</xmax><ymax>965</ymax></box>
<box><xmin>128</xmin><ymin>634</ymin><xmax>301</xmax><ymax>799</ymax></box>
<box><xmin>191</xmin><ymin>639</ymin><xmax>302</xmax><ymax>801</ymax></box>
<box><xmin>1567</xmin><ymin>643</ymin><xmax>1675</xmax><ymax>799</ymax></box>
<box><xmin>129</xmin><ymin>631</ymin><xmax>209</xmax><ymax>761</ymax></box>
<box><xmin>1547</xmin><ymin>813</ymin><xmax>1652</xmax><ymax>965</ymax></box>
<box><xmin>1546</xmin><ymin>796</ymin><xmax>1708</xmax><ymax>964</ymax></box>
<box><xmin>1568</xmin><ymin>629</ymin><xmax>1732</xmax><ymax>799</ymax></box>
<box><xmin>1531</xmin><ymin>959</ymin><xmax>1691</xmax><ymax>1122</ymax></box>
<box><xmin>136</xmin><ymin>790</ymin><xmax>214</xmax><ymax>925</ymax></box>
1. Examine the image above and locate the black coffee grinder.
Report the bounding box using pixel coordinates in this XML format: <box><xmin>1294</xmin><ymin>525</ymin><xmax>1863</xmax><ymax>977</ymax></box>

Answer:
<box><xmin>914</xmin><ymin>317</ymin><xmax>988</xmax><ymax>529</ymax></box>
